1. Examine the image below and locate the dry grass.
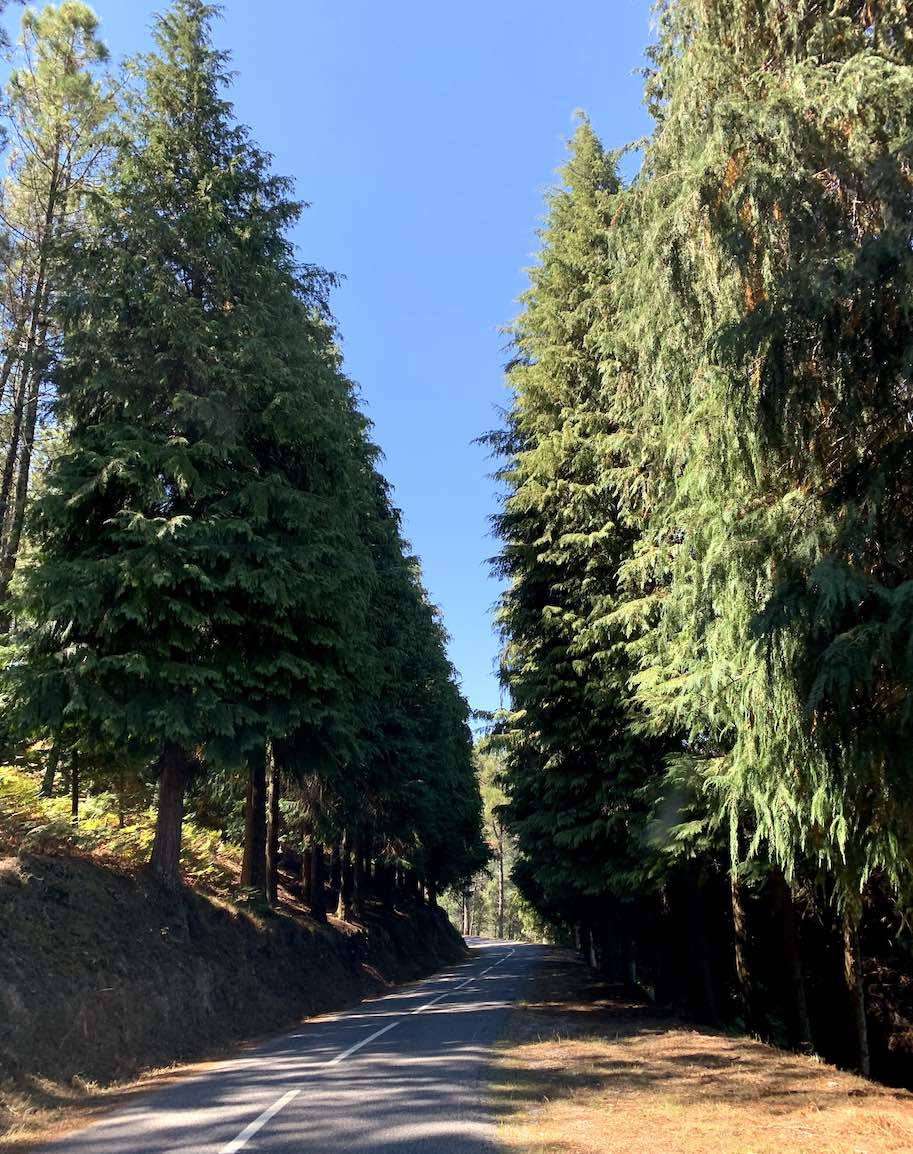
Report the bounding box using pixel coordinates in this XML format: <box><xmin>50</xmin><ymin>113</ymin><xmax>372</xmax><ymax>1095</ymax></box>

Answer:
<box><xmin>491</xmin><ymin>949</ymin><xmax>913</xmax><ymax>1154</ymax></box>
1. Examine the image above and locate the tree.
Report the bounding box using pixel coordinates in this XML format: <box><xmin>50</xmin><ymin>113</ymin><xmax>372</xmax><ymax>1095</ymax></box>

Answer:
<box><xmin>490</xmin><ymin>119</ymin><xmax>663</xmax><ymax>965</ymax></box>
<box><xmin>10</xmin><ymin>0</ymin><xmax>371</xmax><ymax>890</ymax></box>
<box><xmin>608</xmin><ymin>0</ymin><xmax>913</xmax><ymax>1071</ymax></box>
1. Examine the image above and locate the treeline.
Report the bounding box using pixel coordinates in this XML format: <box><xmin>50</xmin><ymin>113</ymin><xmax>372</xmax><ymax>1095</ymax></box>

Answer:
<box><xmin>440</xmin><ymin>750</ymin><xmax>547</xmax><ymax>942</ymax></box>
<box><xmin>0</xmin><ymin>0</ymin><xmax>486</xmax><ymax>910</ymax></box>
<box><xmin>491</xmin><ymin>0</ymin><xmax>913</xmax><ymax>1078</ymax></box>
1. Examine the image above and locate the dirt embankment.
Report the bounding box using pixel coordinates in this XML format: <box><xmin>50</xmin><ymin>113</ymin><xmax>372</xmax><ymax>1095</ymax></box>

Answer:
<box><xmin>0</xmin><ymin>852</ymin><xmax>465</xmax><ymax>1145</ymax></box>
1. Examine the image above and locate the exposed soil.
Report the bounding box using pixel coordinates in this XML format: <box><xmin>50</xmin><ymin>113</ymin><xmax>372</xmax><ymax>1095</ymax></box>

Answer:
<box><xmin>0</xmin><ymin>852</ymin><xmax>465</xmax><ymax>1149</ymax></box>
<box><xmin>491</xmin><ymin>947</ymin><xmax>913</xmax><ymax>1154</ymax></box>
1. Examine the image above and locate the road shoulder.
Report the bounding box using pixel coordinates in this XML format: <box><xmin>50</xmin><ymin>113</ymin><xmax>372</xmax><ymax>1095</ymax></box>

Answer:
<box><xmin>489</xmin><ymin>946</ymin><xmax>913</xmax><ymax>1154</ymax></box>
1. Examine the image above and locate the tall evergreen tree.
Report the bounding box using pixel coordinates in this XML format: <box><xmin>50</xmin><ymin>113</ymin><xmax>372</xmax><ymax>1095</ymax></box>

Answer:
<box><xmin>11</xmin><ymin>0</ymin><xmax>372</xmax><ymax>890</ymax></box>
<box><xmin>491</xmin><ymin>120</ymin><xmax>663</xmax><ymax>959</ymax></box>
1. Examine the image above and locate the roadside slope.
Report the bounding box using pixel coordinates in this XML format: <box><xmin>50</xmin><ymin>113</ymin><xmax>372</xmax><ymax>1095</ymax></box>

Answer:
<box><xmin>0</xmin><ymin>851</ymin><xmax>465</xmax><ymax>1148</ymax></box>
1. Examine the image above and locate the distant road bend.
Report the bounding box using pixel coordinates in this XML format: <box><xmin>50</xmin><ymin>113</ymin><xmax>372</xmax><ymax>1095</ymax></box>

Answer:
<box><xmin>41</xmin><ymin>940</ymin><xmax>542</xmax><ymax>1154</ymax></box>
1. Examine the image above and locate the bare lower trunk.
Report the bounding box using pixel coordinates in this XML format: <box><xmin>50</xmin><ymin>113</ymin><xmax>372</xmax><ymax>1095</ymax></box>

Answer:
<box><xmin>266</xmin><ymin>748</ymin><xmax>280</xmax><ymax>907</ymax></box>
<box><xmin>427</xmin><ymin>876</ymin><xmax>437</xmax><ymax>908</ymax></box>
<box><xmin>40</xmin><ymin>743</ymin><xmax>60</xmax><ymax>797</ymax></box>
<box><xmin>731</xmin><ymin>867</ymin><xmax>757</xmax><ymax>1033</ymax></box>
<box><xmin>302</xmin><ymin>826</ymin><xmax>313</xmax><ymax>904</ymax></box>
<box><xmin>310</xmin><ymin>843</ymin><xmax>326</xmax><ymax>922</ymax></box>
<box><xmin>337</xmin><ymin>832</ymin><xmax>355</xmax><ymax>921</ymax></box>
<box><xmin>240</xmin><ymin>745</ymin><xmax>268</xmax><ymax>898</ymax></box>
<box><xmin>770</xmin><ymin>869</ymin><xmax>813</xmax><ymax>1052</ymax></box>
<box><xmin>353</xmin><ymin>829</ymin><xmax>366</xmax><ymax>915</ymax></box>
<box><xmin>844</xmin><ymin>908</ymin><xmax>870</xmax><ymax>1077</ymax></box>
<box><xmin>497</xmin><ymin>839</ymin><xmax>505</xmax><ymax>938</ymax></box>
<box><xmin>69</xmin><ymin>747</ymin><xmax>79</xmax><ymax>824</ymax></box>
<box><xmin>330</xmin><ymin>841</ymin><xmax>342</xmax><ymax>901</ymax></box>
<box><xmin>149</xmin><ymin>742</ymin><xmax>188</xmax><ymax>890</ymax></box>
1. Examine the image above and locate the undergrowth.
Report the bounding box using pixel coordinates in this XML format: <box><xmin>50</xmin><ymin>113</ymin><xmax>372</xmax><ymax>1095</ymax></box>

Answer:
<box><xmin>0</xmin><ymin>764</ymin><xmax>241</xmax><ymax>894</ymax></box>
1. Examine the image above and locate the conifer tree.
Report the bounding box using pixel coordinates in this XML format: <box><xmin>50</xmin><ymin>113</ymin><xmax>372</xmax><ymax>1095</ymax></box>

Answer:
<box><xmin>11</xmin><ymin>0</ymin><xmax>372</xmax><ymax>890</ymax></box>
<box><xmin>607</xmin><ymin>0</ymin><xmax>913</xmax><ymax>1068</ymax></box>
<box><xmin>492</xmin><ymin>120</ymin><xmax>662</xmax><ymax>958</ymax></box>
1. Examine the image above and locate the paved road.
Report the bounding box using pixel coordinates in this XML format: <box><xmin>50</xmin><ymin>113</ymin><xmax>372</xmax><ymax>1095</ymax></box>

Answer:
<box><xmin>41</xmin><ymin>939</ymin><xmax>543</xmax><ymax>1154</ymax></box>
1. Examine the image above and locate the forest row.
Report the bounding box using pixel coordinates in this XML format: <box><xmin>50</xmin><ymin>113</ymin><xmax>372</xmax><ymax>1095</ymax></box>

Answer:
<box><xmin>488</xmin><ymin>0</ymin><xmax>913</xmax><ymax>1081</ymax></box>
<box><xmin>0</xmin><ymin>0</ymin><xmax>487</xmax><ymax>908</ymax></box>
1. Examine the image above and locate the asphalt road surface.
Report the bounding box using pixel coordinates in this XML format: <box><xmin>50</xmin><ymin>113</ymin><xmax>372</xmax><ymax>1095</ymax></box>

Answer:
<box><xmin>41</xmin><ymin>939</ymin><xmax>543</xmax><ymax>1154</ymax></box>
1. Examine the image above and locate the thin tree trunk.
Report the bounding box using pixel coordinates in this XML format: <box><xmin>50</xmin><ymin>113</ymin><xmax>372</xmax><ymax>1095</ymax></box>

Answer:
<box><xmin>330</xmin><ymin>841</ymin><xmax>342</xmax><ymax>900</ymax></box>
<box><xmin>843</xmin><ymin>907</ymin><xmax>870</xmax><ymax>1077</ymax></box>
<box><xmin>427</xmin><ymin>876</ymin><xmax>437</xmax><ymax>908</ymax></box>
<box><xmin>353</xmin><ymin>829</ymin><xmax>366</xmax><ymax>915</ymax></box>
<box><xmin>40</xmin><ymin>743</ymin><xmax>59</xmax><ymax>797</ymax></box>
<box><xmin>731</xmin><ymin>865</ymin><xmax>758</xmax><ymax>1033</ymax></box>
<box><xmin>770</xmin><ymin>868</ymin><xmax>813</xmax><ymax>1052</ymax></box>
<box><xmin>0</xmin><ymin>324</ymin><xmax>47</xmax><ymax>613</ymax></box>
<box><xmin>302</xmin><ymin>825</ymin><xmax>313</xmax><ymax>904</ymax></box>
<box><xmin>149</xmin><ymin>741</ymin><xmax>188</xmax><ymax>890</ymax></box>
<box><xmin>496</xmin><ymin>821</ymin><xmax>505</xmax><ymax>938</ymax></box>
<box><xmin>0</xmin><ymin>172</ymin><xmax>57</xmax><ymax>551</ymax></box>
<box><xmin>240</xmin><ymin>744</ymin><xmax>268</xmax><ymax>898</ymax></box>
<box><xmin>0</xmin><ymin>298</ymin><xmax>32</xmax><ymax>419</ymax></box>
<box><xmin>337</xmin><ymin>832</ymin><xmax>355</xmax><ymax>921</ymax></box>
<box><xmin>310</xmin><ymin>843</ymin><xmax>326</xmax><ymax>922</ymax></box>
<box><xmin>266</xmin><ymin>746</ymin><xmax>280</xmax><ymax>908</ymax></box>
<box><xmin>69</xmin><ymin>747</ymin><xmax>78</xmax><ymax>824</ymax></box>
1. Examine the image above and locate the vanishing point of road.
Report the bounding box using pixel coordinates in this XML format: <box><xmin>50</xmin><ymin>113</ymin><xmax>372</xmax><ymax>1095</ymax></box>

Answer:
<box><xmin>40</xmin><ymin>940</ymin><xmax>543</xmax><ymax>1154</ymax></box>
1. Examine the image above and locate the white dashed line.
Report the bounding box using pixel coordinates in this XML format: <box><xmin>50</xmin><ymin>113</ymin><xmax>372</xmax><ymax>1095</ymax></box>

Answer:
<box><xmin>216</xmin><ymin>947</ymin><xmax>516</xmax><ymax>1154</ymax></box>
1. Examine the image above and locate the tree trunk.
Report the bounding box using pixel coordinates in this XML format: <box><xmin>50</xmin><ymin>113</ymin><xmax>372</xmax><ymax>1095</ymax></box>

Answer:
<box><xmin>0</xmin><ymin>172</ymin><xmax>57</xmax><ymax>558</ymax></box>
<box><xmin>302</xmin><ymin>825</ymin><xmax>314</xmax><ymax>905</ymax></box>
<box><xmin>731</xmin><ymin>865</ymin><xmax>758</xmax><ymax>1033</ymax></box>
<box><xmin>427</xmin><ymin>876</ymin><xmax>437</xmax><ymax>908</ymax></box>
<box><xmin>770</xmin><ymin>869</ymin><xmax>813</xmax><ymax>1052</ymax></box>
<box><xmin>240</xmin><ymin>744</ymin><xmax>268</xmax><ymax>898</ymax></box>
<box><xmin>843</xmin><ymin>907</ymin><xmax>870</xmax><ymax>1077</ymax></box>
<box><xmin>330</xmin><ymin>841</ymin><xmax>342</xmax><ymax>900</ymax></box>
<box><xmin>40</xmin><ymin>743</ymin><xmax>60</xmax><ymax>797</ymax></box>
<box><xmin>69</xmin><ymin>747</ymin><xmax>78</xmax><ymax>823</ymax></box>
<box><xmin>265</xmin><ymin>747</ymin><xmax>280</xmax><ymax>908</ymax></box>
<box><xmin>310</xmin><ymin>843</ymin><xmax>326</xmax><ymax>922</ymax></box>
<box><xmin>337</xmin><ymin>832</ymin><xmax>355</xmax><ymax>921</ymax></box>
<box><xmin>149</xmin><ymin>742</ymin><xmax>188</xmax><ymax>890</ymax></box>
<box><xmin>461</xmin><ymin>890</ymin><xmax>470</xmax><ymax>936</ymax></box>
<box><xmin>496</xmin><ymin>822</ymin><xmax>506</xmax><ymax>938</ymax></box>
<box><xmin>353</xmin><ymin>829</ymin><xmax>367</xmax><ymax>915</ymax></box>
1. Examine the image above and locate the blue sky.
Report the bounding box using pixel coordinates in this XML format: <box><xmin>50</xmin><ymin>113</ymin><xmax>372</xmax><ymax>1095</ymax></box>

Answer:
<box><xmin>11</xmin><ymin>1</ymin><xmax>655</xmax><ymax>717</ymax></box>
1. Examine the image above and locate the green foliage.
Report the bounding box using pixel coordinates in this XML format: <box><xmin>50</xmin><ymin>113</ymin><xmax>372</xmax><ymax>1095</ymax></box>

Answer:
<box><xmin>0</xmin><ymin>763</ymin><xmax>240</xmax><ymax>892</ymax></box>
<box><xmin>0</xmin><ymin>0</ymin><xmax>484</xmax><ymax>898</ymax></box>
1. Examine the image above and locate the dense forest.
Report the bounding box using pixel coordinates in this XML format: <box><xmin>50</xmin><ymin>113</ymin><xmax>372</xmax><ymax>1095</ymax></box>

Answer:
<box><xmin>0</xmin><ymin>0</ymin><xmax>486</xmax><ymax>915</ymax></box>
<box><xmin>491</xmin><ymin>0</ymin><xmax>913</xmax><ymax>1081</ymax></box>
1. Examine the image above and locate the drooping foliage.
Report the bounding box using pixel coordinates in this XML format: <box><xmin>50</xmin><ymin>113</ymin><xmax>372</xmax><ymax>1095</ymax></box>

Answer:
<box><xmin>491</xmin><ymin>0</ymin><xmax>913</xmax><ymax>1077</ymax></box>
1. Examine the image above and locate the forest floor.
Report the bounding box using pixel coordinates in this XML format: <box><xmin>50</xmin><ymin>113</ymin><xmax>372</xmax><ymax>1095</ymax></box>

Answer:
<box><xmin>490</xmin><ymin>948</ymin><xmax>913</xmax><ymax>1154</ymax></box>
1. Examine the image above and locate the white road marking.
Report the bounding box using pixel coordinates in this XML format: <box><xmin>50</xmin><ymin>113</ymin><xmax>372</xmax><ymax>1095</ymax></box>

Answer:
<box><xmin>326</xmin><ymin>1019</ymin><xmax>401</xmax><ymax>1066</ymax></box>
<box><xmin>216</xmin><ymin>947</ymin><xmax>516</xmax><ymax>1154</ymax></box>
<box><xmin>219</xmin><ymin>1088</ymin><xmax>300</xmax><ymax>1154</ymax></box>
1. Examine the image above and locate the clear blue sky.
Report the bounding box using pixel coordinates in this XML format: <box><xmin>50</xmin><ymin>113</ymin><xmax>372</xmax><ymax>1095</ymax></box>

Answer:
<box><xmin>12</xmin><ymin>1</ymin><xmax>655</xmax><ymax>717</ymax></box>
